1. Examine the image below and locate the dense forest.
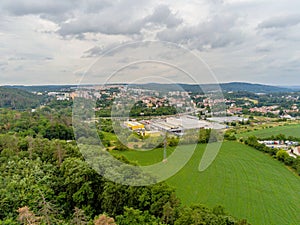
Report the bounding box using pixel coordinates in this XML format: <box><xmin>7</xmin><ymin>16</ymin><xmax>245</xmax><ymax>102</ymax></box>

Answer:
<box><xmin>0</xmin><ymin>101</ymin><xmax>73</xmax><ymax>141</ymax></box>
<box><xmin>0</xmin><ymin>134</ymin><xmax>250</xmax><ymax>224</ymax></box>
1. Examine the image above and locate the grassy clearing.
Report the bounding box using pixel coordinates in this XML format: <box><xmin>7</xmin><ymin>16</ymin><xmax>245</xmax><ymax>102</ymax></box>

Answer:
<box><xmin>101</xmin><ymin>131</ymin><xmax>118</xmax><ymax>142</ymax></box>
<box><xmin>113</xmin><ymin>146</ymin><xmax>175</xmax><ymax>166</ymax></box>
<box><xmin>238</xmin><ymin>97</ymin><xmax>258</xmax><ymax>104</ymax></box>
<box><xmin>237</xmin><ymin>123</ymin><xmax>300</xmax><ymax>139</ymax></box>
<box><xmin>114</xmin><ymin>142</ymin><xmax>300</xmax><ymax>225</ymax></box>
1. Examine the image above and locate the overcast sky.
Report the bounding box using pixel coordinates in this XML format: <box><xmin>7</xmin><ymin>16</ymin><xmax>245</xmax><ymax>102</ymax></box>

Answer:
<box><xmin>0</xmin><ymin>0</ymin><xmax>300</xmax><ymax>85</ymax></box>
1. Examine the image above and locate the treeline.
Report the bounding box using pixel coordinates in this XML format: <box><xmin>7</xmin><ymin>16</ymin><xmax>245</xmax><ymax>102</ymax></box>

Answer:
<box><xmin>0</xmin><ymin>134</ymin><xmax>249</xmax><ymax>224</ymax></box>
<box><xmin>0</xmin><ymin>106</ymin><xmax>74</xmax><ymax>140</ymax></box>
<box><xmin>96</xmin><ymin>106</ymin><xmax>178</xmax><ymax>117</ymax></box>
<box><xmin>129</xmin><ymin>103</ymin><xmax>178</xmax><ymax>117</ymax></box>
<box><xmin>257</xmin><ymin>133</ymin><xmax>300</xmax><ymax>142</ymax></box>
<box><xmin>243</xmin><ymin>136</ymin><xmax>300</xmax><ymax>176</ymax></box>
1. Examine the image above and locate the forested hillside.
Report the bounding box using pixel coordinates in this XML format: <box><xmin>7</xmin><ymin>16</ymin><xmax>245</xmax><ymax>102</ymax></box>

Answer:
<box><xmin>0</xmin><ymin>87</ymin><xmax>41</xmax><ymax>109</ymax></box>
<box><xmin>130</xmin><ymin>82</ymin><xmax>292</xmax><ymax>94</ymax></box>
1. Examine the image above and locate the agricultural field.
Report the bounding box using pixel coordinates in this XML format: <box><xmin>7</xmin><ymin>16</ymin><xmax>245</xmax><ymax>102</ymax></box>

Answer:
<box><xmin>238</xmin><ymin>97</ymin><xmax>258</xmax><ymax>104</ymax></box>
<box><xmin>237</xmin><ymin>123</ymin><xmax>300</xmax><ymax>139</ymax></box>
<box><xmin>114</xmin><ymin>141</ymin><xmax>300</xmax><ymax>225</ymax></box>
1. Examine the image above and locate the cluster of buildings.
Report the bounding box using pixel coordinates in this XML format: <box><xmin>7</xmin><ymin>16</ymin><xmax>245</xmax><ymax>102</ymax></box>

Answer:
<box><xmin>47</xmin><ymin>92</ymin><xmax>72</xmax><ymax>101</ymax></box>
<box><xmin>248</xmin><ymin>104</ymin><xmax>299</xmax><ymax>119</ymax></box>
<box><xmin>227</xmin><ymin>107</ymin><xmax>243</xmax><ymax>115</ymax></box>
<box><xmin>112</xmin><ymin>87</ymin><xmax>196</xmax><ymax>112</ymax></box>
<box><xmin>249</xmin><ymin>105</ymin><xmax>280</xmax><ymax>115</ymax></box>
<box><xmin>258</xmin><ymin>140</ymin><xmax>300</xmax><ymax>158</ymax></box>
<box><xmin>168</xmin><ymin>97</ymin><xmax>196</xmax><ymax>110</ymax></box>
<box><xmin>168</xmin><ymin>91</ymin><xmax>189</xmax><ymax>97</ymax></box>
<box><xmin>139</xmin><ymin>96</ymin><xmax>168</xmax><ymax>108</ymax></box>
<box><xmin>202</xmin><ymin>98</ymin><xmax>226</xmax><ymax>108</ymax></box>
<box><xmin>38</xmin><ymin>86</ymin><xmax>199</xmax><ymax>114</ymax></box>
<box><xmin>284</xmin><ymin>95</ymin><xmax>299</xmax><ymax>101</ymax></box>
<box><xmin>283</xmin><ymin>104</ymin><xmax>299</xmax><ymax>114</ymax></box>
<box><xmin>291</xmin><ymin>146</ymin><xmax>300</xmax><ymax>157</ymax></box>
<box><xmin>35</xmin><ymin>85</ymin><xmax>300</xmax><ymax>121</ymax></box>
<box><xmin>258</xmin><ymin>140</ymin><xmax>299</xmax><ymax>148</ymax></box>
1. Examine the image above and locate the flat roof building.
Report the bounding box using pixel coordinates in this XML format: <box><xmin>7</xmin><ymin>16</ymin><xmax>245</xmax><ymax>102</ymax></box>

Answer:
<box><xmin>149</xmin><ymin>115</ymin><xmax>225</xmax><ymax>136</ymax></box>
<box><xmin>207</xmin><ymin>116</ymin><xmax>248</xmax><ymax>123</ymax></box>
<box><xmin>124</xmin><ymin>121</ymin><xmax>145</xmax><ymax>130</ymax></box>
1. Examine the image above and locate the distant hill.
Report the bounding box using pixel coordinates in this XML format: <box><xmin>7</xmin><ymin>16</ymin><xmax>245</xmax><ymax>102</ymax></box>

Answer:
<box><xmin>130</xmin><ymin>82</ymin><xmax>293</xmax><ymax>94</ymax></box>
<box><xmin>280</xmin><ymin>86</ymin><xmax>300</xmax><ymax>91</ymax></box>
<box><xmin>5</xmin><ymin>85</ymin><xmax>76</xmax><ymax>93</ymax></box>
<box><xmin>0</xmin><ymin>87</ymin><xmax>41</xmax><ymax>109</ymax></box>
<box><xmin>2</xmin><ymin>82</ymin><xmax>294</xmax><ymax>99</ymax></box>
<box><xmin>206</xmin><ymin>82</ymin><xmax>292</xmax><ymax>93</ymax></box>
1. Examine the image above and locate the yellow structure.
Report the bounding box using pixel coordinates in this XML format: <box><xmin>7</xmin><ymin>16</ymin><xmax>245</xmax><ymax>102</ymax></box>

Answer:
<box><xmin>145</xmin><ymin>131</ymin><xmax>161</xmax><ymax>137</ymax></box>
<box><xmin>124</xmin><ymin>121</ymin><xmax>145</xmax><ymax>130</ymax></box>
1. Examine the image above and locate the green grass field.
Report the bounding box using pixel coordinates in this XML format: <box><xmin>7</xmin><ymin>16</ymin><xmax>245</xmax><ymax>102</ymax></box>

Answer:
<box><xmin>114</xmin><ymin>142</ymin><xmax>300</xmax><ymax>225</ymax></box>
<box><xmin>237</xmin><ymin>123</ymin><xmax>300</xmax><ymax>139</ymax></box>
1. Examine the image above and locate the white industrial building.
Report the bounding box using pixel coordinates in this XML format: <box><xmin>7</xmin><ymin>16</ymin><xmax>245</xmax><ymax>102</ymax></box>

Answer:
<box><xmin>207</xmin><ymin>116</ymin><xmax>248</xmax><ymax>123</ymax></box>
<box><xmin>149</xmin><ymin>115</ymin><xmax>225</xmax><ymax>136</ymax></box>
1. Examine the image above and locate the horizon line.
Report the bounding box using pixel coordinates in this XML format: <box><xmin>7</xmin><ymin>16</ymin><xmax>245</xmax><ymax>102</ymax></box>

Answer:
<box><xmin>0</xmin><ymin>81</ymin><xmax>295</xmax><ymax>87</ymax></box>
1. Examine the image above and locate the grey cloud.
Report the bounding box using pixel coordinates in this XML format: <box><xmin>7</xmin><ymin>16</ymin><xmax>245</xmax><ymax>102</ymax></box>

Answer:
<box><xmin>0</xmin><ymin>0</ymin><xmax>113</xmax><ymax>27</ymax></box>
<box><xmin>255</xmin><ymin>46</ymin><xmax>272</xmax><ymax>53</ymax></box>
<box><xmin>157</xmin><ymin>14</ymin><xmax>244</xmax><ymax>50</ymax></box>
<box><xmin>7</xmin><ymin>57</ymin><xmax>26</xmax><ymax>61</ymax></box>
<box><xmin>258</xmin><ymin>14</ymin><xmax>300</xmax><ymax>29</ymax></box>
<box><xmin>0</xmin><ymin>0</ymin><xmax>77</xmax><ymax>16</ymax></box>
<box><xmin>78</xmin><ymin>0</ymin><xmax>112</xmax><ymax>14</ymax></box>
<box><xmin>8</xmin><ymin>55</ymin><xmax>53</xmax><ymax>61</ymax></box>
<box><xmin>1</xmin><ymin>1</ymin><xmax>182</xmax><ymax>38</ymax></box>
<box><xmin>0</xmin><ymin>61</ymin><xmax>8</xmax><ymax>70</ymax></box>
<box><xmin>0</xmin><ymin>0</ymin><xmax>113</xmax><ymax>16</ymax></box>
<box><xmin>82</xmin><ymin>46</ymin><xmax>106</xmax><ymax>58</ymax></box>
<box><xmin>57</xmin><ymin>4</ymin><xmax>182</xmax><ymax>37</ymax></box>
<box><xmin>143</xmin><ymin>5</ymin><xmax>183</xmax><ymax>28</ymax></box>
<box><xmin>58</xmin><ymin>14</ymin><xmax>144</xmax><ymax>36</ymax></box>
<box><xmin>14</xmin><ymin>65</ymin><xmax>24</xmax><ymax>71</ymax></box>
<box><xmin>257</xmin><ymin>23</ymin><xmax>300</xmax><ymax>42</ymax></box>
<box><xmin>82</xmin><ymin>41</ymin><xmax>139</xmax><ymax>58</ymax></box>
